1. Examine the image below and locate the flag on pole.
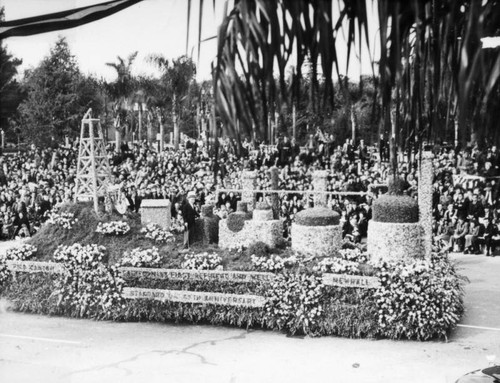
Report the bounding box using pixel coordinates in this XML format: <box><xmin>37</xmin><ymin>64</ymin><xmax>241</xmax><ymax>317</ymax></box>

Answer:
<box><xmin>0</xmin><ymin>0</ymin><xmax>144</xmax><ymax>39</ymax></box>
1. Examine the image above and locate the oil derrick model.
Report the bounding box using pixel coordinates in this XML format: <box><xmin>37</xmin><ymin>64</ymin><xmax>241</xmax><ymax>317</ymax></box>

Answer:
<box><xmin>74</xmin><ymin>109</ymin><xmax>112</xmax><ymax>213</ymax></box>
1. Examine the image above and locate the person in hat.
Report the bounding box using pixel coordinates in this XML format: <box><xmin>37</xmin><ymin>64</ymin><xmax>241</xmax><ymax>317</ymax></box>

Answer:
<box><xmin>182</xmin><ymin>191</ymin><xmax>199</xmax><ymax>249</ymax></box>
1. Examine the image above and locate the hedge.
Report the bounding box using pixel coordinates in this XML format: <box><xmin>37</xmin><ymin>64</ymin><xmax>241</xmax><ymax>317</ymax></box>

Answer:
<box><xmin>372</xmin><ymin>195</ymin><xmax>419</xmax><ymax>223</ymax></box>
<box><xmin>295</xmin><ymin>207</ymin><xmax>340</xmax><ymax>226</ymax></box>
<box><xmin>226</xmin><ymin>212</ymin><xmax>251</xmax><ymax>232</ymax></box>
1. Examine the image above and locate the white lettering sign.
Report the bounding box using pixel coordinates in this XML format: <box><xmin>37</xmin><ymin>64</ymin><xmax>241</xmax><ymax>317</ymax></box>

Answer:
<box><xmin>122</xmin><ymin>287</ymin><xmax>266</xmax><ymax>308</ymax></box>
<box><xmin>119</xmin><ymin>267</ymin><xmax>275</xmax><ymax>284</ymax></box>
<box><xmin>322</xmin><ymin>273</ymin><xmax>380</xmax><ymax>289</ymax></box>
<box><xmin>6</xmin><ymin>260</ymin><xmax>65</xmax><ymax>274</ymax></box>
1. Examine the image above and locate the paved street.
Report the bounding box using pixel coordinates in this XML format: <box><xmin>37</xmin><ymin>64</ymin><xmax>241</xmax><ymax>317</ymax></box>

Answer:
<box><xmin>0</xmin><ymin>245</ymin><xmax>499</xmax><ymax>383</ymax></box>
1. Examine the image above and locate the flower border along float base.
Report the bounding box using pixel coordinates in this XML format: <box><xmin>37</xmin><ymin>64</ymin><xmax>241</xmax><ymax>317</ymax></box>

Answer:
<box><xmin>0</xmin><ymin>248</ymin><xmax>465</xmax><ymax>340</ymax></box>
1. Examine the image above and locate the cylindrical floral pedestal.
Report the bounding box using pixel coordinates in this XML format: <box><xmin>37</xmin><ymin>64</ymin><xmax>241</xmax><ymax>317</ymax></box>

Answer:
<box><xmin>219</xmin><ymin>201</ymin><xmax>281</xmax><ymax>249</ymax></box>
<box><xmin>367</xmin><ymin>221</ymin><xmax>425</xmax><ymax>264</ymax></box>
<box><xmin>291</xmin><ymin>208</ymin><xmax>342</xmax><ymax>257</ymax></box>
<box><xmin>367</xmin><ymin>185</ymin><xmax>425</xmax><ymax>263</ymax></box>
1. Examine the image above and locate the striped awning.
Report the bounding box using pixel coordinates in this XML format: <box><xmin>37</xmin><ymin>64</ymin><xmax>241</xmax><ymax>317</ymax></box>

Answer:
<box><xmin>0</xmin><ymin>0</ymin><xmax>144</xmax><ymax>39</ymax></box>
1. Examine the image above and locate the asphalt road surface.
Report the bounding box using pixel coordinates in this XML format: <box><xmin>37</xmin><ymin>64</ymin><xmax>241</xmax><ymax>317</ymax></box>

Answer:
<box><xmin>0</xmin><ymin>241</ymin><xmax>499</xmax><ymax>383</ymax></box>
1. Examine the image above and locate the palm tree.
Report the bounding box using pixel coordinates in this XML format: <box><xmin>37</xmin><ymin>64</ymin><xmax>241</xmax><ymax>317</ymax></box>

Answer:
<box><xmin>136</xmin><ymin>75</ymin><xmax>167</xmax><ymax>149</ymax></box>
<box><xmin>105</xmin><ymin>51</ymin><xmax>138</xmax><ymax>151</ymax></box>
<box><xmin>208</xmin><ymin>0</ymin><xmax>500</xmax><ymax>176</ymax></box>
<box><xmin>147</xmin><ymin>55</ymin><xmax>196</xmax><ymax>150</ymax></box>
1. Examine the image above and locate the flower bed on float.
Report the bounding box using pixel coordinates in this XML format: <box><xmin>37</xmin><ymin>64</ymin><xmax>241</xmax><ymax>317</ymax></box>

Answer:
<box><xmin>0</xmin><ymin>203</ymin><xmax>466</xmax><ymax>340</ymax></box>
<box><xmin>96</xmin><ymin>221</ymin><xmax>130</xmax><ymax>236</ymax></box>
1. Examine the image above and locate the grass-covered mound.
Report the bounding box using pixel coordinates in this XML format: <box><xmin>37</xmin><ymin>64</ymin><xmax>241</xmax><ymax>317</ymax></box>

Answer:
<box><xmin>29</xmin><ymin>202</ymin><xmax>186</xmax><ymax>267</ymax></box>
<box><xmin>27</xmin><ymin>202</ymin><xmax>275</xmax><ymax>271</ymax></box>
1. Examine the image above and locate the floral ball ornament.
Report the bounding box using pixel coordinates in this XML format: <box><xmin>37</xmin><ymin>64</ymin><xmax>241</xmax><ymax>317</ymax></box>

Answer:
<box><xmin>120</xmin><ymin>247</ymin><xmax>161</xmax><ymax>268</ymax></box>
<box><xmin>53</xmin><ymin>244</ymin><xmax>123</xmax><ymax>318</ymax></box>
<box><xmin>181</xmin><ymin>252</ymin><xmax>223</xmax><ymax>270</ymax></box>
<box><xmin>96</xmin><ymin>221</ymin><xmax>130</xmax><ymax>236</ymax></box>
<box><xmin>4</xmin><ymin>244</ymin><xmax>38</xmax><ymax>261</ymax></box>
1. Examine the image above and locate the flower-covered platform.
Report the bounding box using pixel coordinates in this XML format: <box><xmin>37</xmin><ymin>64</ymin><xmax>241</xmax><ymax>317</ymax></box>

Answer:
<box><xmin>0</xmin><ymin>203</ymin><xmax>466</xmax><ymax>340</ymax></box>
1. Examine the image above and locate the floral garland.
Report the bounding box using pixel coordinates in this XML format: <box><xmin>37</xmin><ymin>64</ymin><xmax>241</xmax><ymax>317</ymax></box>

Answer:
<box><xmin>251</xmin><ymin>254</ymin><xmax>297</xmax><ymax>272</ymax></box>
<box><xmin>181</xmin><ymin>252</ymin><xmax>223</xmax><ymax>270</ymax></box>
<box><xmin>46</xmin><ymin>211</ymin><xmax>78</xmax><ymax>230</ymax></box>
<box><xmin>372</xmin><ymin>252</ymin><xmax>465</xmax><ymax>340</ymax></box>
<box><xmin>120</xmin><ymin>247</ymin><xmax>161</xmax><ymax>268</ymax></box>
<box><xmin>265</xmin><ymin>272</ymin><xmax>324</xmax><ymax>336</ymax></box>
<box><xmin>140</xmin><ymin>224</ymin><xmax>175</xmax><ymax>244</ymax></box>
<box><xmin>96</xmin><ymin>221</ymin><xmax>130</xmax><ymax>236</ymax></box>
<box><xmin>4</xmin><ymin>244</ymin><xmax>38</xmax><ymax>261</ymax></box>
<box><xmin>53</xmin><ymin>244</ymin><xmax>123</xmax><ymax>317</ymax></box>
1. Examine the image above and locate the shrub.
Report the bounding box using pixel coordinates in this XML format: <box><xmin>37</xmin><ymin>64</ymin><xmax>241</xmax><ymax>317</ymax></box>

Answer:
<box><xmin>245</xmin><ymin>241</ymin><xmax>270</xmax><ymax>258</ymax></box>
<box><xmin>387</xmin><ymin>177</ymin><xmax>409</xmax><ymax>195</ymax></box>
<box><xmin>295</xmin><ymin>207</ymin><xmax>340</xmax><ymax>226</ymax></box>
<box><xmin>226</xmin><ymin>212</ymin><xmax>250</xmax><ymax>232</ymax></box>
<box><xmin>372</xmin><ymin>195</ymin><xmax>419</xmax><ymax>223</ymax></box>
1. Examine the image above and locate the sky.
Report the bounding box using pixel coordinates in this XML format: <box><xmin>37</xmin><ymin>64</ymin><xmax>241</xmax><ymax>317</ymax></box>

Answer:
<box><xmin>1</xmin><ymin>0</ymin><xmax>378</xmax><ymax>82</ymax></box>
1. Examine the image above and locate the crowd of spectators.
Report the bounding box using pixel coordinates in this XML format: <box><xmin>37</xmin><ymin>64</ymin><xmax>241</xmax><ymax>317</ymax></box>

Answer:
<box><xmin>433</xmin><ymin>145</ymin><xmax>500</xmax><ymax>255</ymax></box>
<box><xmin>1</xmin><ymin>134</ymin><xmax>500</xmax><ymax>256</ymax></box>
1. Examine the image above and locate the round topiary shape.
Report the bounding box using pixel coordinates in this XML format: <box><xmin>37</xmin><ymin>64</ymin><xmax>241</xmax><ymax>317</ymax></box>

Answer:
<box><xmin>201</xmin><ymin>205</ymin><xmax>214</xmax><ymax>217</ymax></box>
<box><xmin>226</xmin><ymin>211</ymin><xmax>250</xmax><ymax>232</ymax></box>
<box><xmin>387</xmin><ymin>177</ymin><xmax>409</xmax><ymax>195</ymax></box>
<box><xmin>295</xmin><ymin>207</ymin><xmax>340</xmax><ymax>226</ymax></box>
<box><xmin>255</xmin><ymin>201</ymin><xmax>271</xmax><ymax>210</ymax></box>
<box><xmin>372</xmin><ymin>195</ymin><xmax>419</xmax><ymax>223</ymax></box>
<box><xmin>236</xmin><ymin>201</ymin><xmax>248</xmax><ymax>213</ymax></box>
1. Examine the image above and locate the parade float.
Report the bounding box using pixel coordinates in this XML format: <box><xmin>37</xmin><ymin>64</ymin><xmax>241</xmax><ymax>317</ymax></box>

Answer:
<box><xmin>0</xmin><ymin>114</ymin><xmax>465</xmax><ymax>340</ymax></box>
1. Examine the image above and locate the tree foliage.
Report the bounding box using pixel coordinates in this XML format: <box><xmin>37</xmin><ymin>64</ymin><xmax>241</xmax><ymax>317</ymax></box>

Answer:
<box><xmin>0</xmin><ymin>7</ymin><xmax>23</xmax><ymax>135</ymax></box>
<box><xmin>212</xmin><ymin>0</ymin><xmax>500</xmax><ymax>151</ymax></box>
<box><xmin>18</xmin><ymin>37</ymin><xmax>101</xmax><ymax>146</ymax></box>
